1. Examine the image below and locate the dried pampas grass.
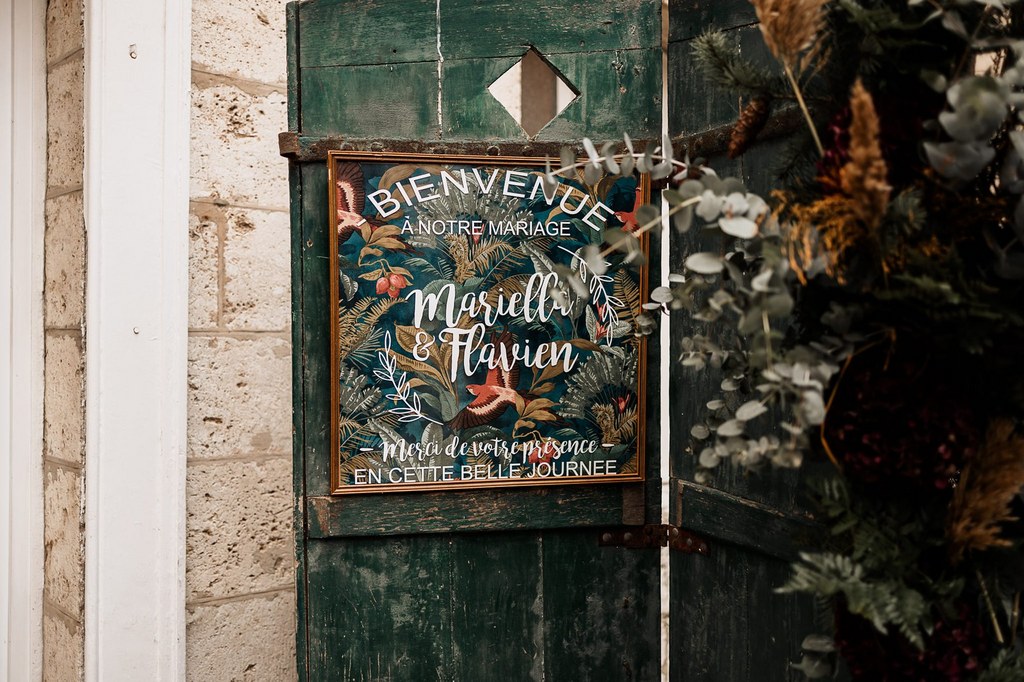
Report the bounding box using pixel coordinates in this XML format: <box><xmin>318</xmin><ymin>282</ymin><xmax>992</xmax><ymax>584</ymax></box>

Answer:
<box><xmin>947</xmin><ymin>419</ymin><xmax>1024</xmax><ymax>565</ymax></box>
<box><xmin>751</xmin><ymin>0</ymin><xmax>828</xmax><ymax>68</ymax></box>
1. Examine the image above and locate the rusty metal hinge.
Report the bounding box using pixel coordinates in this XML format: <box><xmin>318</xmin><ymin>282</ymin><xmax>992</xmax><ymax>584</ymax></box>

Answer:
<box><xmin>598</xmin><ymin>525</ymin><xmax>708</xmax><ymax>554</ymax></box>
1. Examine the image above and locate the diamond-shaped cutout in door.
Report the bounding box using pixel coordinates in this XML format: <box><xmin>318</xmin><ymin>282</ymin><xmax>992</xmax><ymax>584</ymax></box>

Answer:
<box><xmin>487</xmin><ymin>48</ymin><xmax>578</xmax><ymax>137</ymax></box>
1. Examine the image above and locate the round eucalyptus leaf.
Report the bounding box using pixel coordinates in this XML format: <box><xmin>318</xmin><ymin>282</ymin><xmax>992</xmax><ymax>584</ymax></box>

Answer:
<box><xmin>698</xmin><ymin>447</ymin><xmax>720</xmax><ymax>468</ymax></box>
<box><xmin>636</xmin><ymin>203</ymin><xmax>661</xmax><ymax>228</ymax></box>
<box><xmin>924</xmin><ymin>140</ymin><xmax>996</xmax><ymax>180</ymax></box>
<box><xmin>673</xmin><ymin>205</ymin><xmax>694</xmax><ymax>233</ymax></box>
<box><xmin>650</xmin><ymin>286</ymin><xmax>674</xmax><ymax>303</ymax></box>
<box><xmin>719</xmin><ymin>216</ymin><xmax>758</xmax><ymax>239</ymax></box>
<box><xmin>696</xmin><ymin>190</ymin><xmax>723</xmax><ymax>221</ymax></box>
<box><xmin>751</xmin><ymin>269</ymin><xmax>774</xmax><ymax>292</ymax></box>
<box><xmin>735</xmin><ymin>400</ymin><xmax>768</xmax><ymax>421</ymax></box>
<box><xmin>684</xmin><ymin>252</ymin><xmax>724</xmax><ymax>274</ymax></box>
<box><xmin>600</xmin><ymin>141</ymin><xmax>620</xmax><ymax>174</ymax></box>
<box><xmin>801</xmin><ymin>635</ymin><xmax>837</xmax><ymax>653</ymax></box>
<box><xmin>679</xmin><ymin>178</ymin><xmax>704</xmax><ymax>199</ymax></box>
<box><xmin>716</xmin><ymin>419</ymin><xmax>745</xmax><ymax>437</ymax></box>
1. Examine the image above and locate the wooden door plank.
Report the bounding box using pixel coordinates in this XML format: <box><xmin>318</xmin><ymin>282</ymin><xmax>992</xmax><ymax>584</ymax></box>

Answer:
<box><xmin>438</xmin><ymin>0</ymin><xmax>661</xmax><ymax>60</ymax></box>
<box><xmin>299</xmin><ymin>162</ymin><xmax>332</xmax><ymax>497</ymax></box>
<box><xmin>667</xmin><ymin>5</ymin><xmax>827</xmax><ymax>680</ymax></box>
<box><xmin>541</xmin><ymin>530</ymin><xmax>661</xmax><ymax>681</ymax></box>
<box><xmin>287</xmin><ymin>3</ymin><xmax>300</xmax><ymax>131</ymax></box>
<box><xmin>449</xmin><ymin>532</ymin><xmax>546</xmax><ymax>681</ymax></box>
<box><xmin>306</xmin><ymin>485</ymin><xmax>640</xmax><ymax>538</ymax></box>
<box><xmin>670</xmin><ymin>547</ymin><xmax>818</xmax><ymax>682</ymax></box>
<box><xmin>673</xmin><ymin>480</ymin><xmax>823</xmax><ymax>563</ymax></box>
<box><xmin>305</xmin><ymin>535</ymin><xmax>454</xmax><ymax>682</ymax></box>
<box><xmin>440</xmin><ymin>55</ymin><xmax>527</xmax><ymax>141</ymax></box>
<box><xmin>297</xmin><ymin>0</ymin><xmax>438</xmax><ymax>69</ymax></box>
<box><xmin>668</xmin><ymin>0</ymin><xmax>756</xmax><ymax>43</ymax></box>
<box><xmin>668</xmin><ymin>26</ymin><xmax>775</xmax><ymax>135</ymax></box>
<box><xmin>299</xmin><ymin>63</ymin><xmax>440</xmax><ymax>139</ymax></box>
<box><xmin>440</xmin><ymin>49</ymin><xmax>661</xmax><ymax>141</ymax></box>
<box><xmin>290</xmin><ymin>162</ymin><xmax>311</xmax><ymax>681</ymax></box>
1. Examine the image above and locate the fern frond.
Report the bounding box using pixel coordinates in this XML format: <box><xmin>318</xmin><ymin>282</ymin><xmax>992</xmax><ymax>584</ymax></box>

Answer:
<box><xmin>778</xmin><ymin>552</ymin><xmax>929</xmax><ymax>649</ymax></box>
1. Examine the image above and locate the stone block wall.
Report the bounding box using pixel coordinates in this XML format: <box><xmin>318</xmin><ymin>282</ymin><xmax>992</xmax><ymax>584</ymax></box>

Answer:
<box><xmin>43</xmin><ymin>0</ymin><xmax>86</xmax><ymax>679</ymax></box>
<box><xmin>187</xmin><ymin>0</ymin><xmax>297</xmax><ymax>679</ymax></box>
<box><xmin>40</xmin><ymin>0</ymin><xmax>297</xmax><ymax>678</ymax></box>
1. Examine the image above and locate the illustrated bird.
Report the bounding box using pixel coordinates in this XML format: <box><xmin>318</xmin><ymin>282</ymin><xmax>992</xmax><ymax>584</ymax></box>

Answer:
<box><xmin>613</xmin><ymin>187</ymin><xmax>643</xmax><ymax>233</ymax></box>
<box><xmin>448</xmin><ymin>332</ymin><xmax>524</xmax><ymax>431</ymax></box>
<box><xmin>335</xmin><ymin>161</ymin><xmax>382</xmax><ymax>244</ymax></box>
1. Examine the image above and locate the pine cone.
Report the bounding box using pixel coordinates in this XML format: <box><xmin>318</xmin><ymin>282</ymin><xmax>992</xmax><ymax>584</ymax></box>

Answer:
<box><xmin>728</xmin><ymin>96</ymin><xmax>772</xmax><ymax>158</ymax></box>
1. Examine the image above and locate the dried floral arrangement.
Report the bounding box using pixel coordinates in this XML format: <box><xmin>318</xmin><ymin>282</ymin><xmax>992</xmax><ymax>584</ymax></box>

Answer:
<box><xmin>555</xmin><ymin>0</ymin><xmax>1024</xmax><ymax>677</ymax></box>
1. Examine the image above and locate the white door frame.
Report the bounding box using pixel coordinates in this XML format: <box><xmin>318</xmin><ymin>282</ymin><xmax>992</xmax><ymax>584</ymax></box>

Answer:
<box><xmin>1</xmin><ymin>0</ymin><xmax>46</xmax><ymax>679</ymax></box>
<box><xmin>82</xmin><ymin>0</ymin><xmax>190</xmax><ymax>679</ymax></box>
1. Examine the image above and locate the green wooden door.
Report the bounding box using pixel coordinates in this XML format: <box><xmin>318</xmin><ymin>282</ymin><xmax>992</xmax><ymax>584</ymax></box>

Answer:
<box><xmin>667</xmin><ymin>2</ymin><xmax>827</xmax><ymax>680</ymax></box>
<box><xmin>285</xmin><ymin>1</ymin><xmax>823</xmax><ymax>679</ymax></box>
<box><xmin>286</xmin><ymin>2</ymin><xmax>663</xmax><ymax>680</ymax></box>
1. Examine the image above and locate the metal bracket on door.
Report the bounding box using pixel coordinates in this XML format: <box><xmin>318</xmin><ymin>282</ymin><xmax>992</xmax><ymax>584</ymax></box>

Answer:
<box><xmin>598</xmin><ymin>524</ymin><xmax>708</xmax><ymax>554</ymax></box>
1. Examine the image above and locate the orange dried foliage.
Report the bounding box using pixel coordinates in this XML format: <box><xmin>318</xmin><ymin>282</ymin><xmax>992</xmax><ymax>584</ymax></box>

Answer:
<box><xmin>947</xmin><ymin>419</ymin><xmax>1024</xmax><ymax>565</ymax></box>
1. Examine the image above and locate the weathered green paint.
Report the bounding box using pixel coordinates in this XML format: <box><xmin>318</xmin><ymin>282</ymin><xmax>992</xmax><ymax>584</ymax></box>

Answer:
<box><xmin>297</xmin><ymin>0</ymin><xmax>438</xmax><ymax>68</ymax></box>
<box><xmin>306</xmin><ymin>483</ymin><xmax>645</xmax><ymax>538</ymax></box>
<box><xmin>439</xmin><ymin>49</ymin><xmax>661</xmax><ymax>141</ymax></box>
<box><xmin>541</xmin><ymin>531</ymin><xmax>661</xmax><ymax>681</ymax></box>
<box><xmin>438</xmin><ymin>0</ymin><xmax>660</xmax><ymax>59</ymax></box>
<box><xmin>305</xmin><ymin>535</ymin><xmax>452</xmax><ymax>681</ymax></box>
<box><xmin>289</xmin><ymin>2</ymin><xmax>663</xmax><ymax>680</ymax></box>
<box><xmin>300</xmin><ymin>63</ymin><xmax>440</xmax><ymax>138</ymax></box>
<box><xmin>296</xmin><ymin>0</ymin><xmax>660</xmax><ymax>69</ymax></box>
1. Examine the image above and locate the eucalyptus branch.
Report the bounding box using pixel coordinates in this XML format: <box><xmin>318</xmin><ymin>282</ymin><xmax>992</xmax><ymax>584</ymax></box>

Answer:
<box><xmin>599</xmin><ymin>196</ymin><xmax>701</xmax><ymax>258</ymax></box>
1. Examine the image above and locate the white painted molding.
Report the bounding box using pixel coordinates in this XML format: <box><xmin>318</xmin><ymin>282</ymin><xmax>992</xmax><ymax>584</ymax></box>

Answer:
<box><xmin>82</xmin><ymin>0</ymin><xmax>190</xmax><ymax>678</ymax></box>
<box><xmin>1</xmin><ymin>0</ymin><xmax>47</xmax><ymax>679</ymax></box>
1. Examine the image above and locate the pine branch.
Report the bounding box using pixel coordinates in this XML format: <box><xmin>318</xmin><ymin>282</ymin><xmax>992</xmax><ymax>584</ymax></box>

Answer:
<box><xmin>692</xmin><ymin>30</ymin><xmax>784</xmax><ymax>97</ymax></box>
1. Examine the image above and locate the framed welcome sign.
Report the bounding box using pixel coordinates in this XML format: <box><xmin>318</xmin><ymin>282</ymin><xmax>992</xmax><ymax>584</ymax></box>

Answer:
<box><xmin>328</xmin><ymin>150</ymin><xmax>649</xmax><ymax>494</ymax></box>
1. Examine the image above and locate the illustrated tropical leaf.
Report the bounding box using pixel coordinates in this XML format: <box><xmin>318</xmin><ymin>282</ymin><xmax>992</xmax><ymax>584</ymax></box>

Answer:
<box><xmin>561</xmin><ymin>349</ymin><xmax>638</xmax><ymax>420</ymax></box>
<box><xmin>393</xmin><ymin>325</ymin><xmax>454</xmax><ymax>393</ymax></box>
<box><xmin>569</xmin><ymin>338</ymin><xmax>602</xmax><ymax>352</ymax></box>
<box><xmin>339</xmin><ymin>297</ymin><xmax>402</xmax><ymax>360</ymax></box>
<box><xmin>612</xmin><ymin>270</ymin><xmax>641</xmax><ymax>325</ymax></box>
<box><xmin>338</xmin><ymin>365</ymin><xmax>384</xmax><ymax>416</ymax></box>
<box><xmin>403</xmin><ymin>256</ymin><xmax>445</xmax><ymax>280</ymax></box>
<box><xmin>391</xmin><ymin>352</ymin><xmax>448</xmax><ymax>394</ymax></box>
<box><xmin>468</xmin><ymin>238</ymin><xmax>515</xmax><ymax>277</ymax></box>
<box><xmin>340</xmin><ymin>272</ymin><xmax>358</xmax><ymax>301</ymax></box>
<box><xmin>376</xmin><ymin>164</ymin><xmax>447</xmax><ymax>197</ymax></box>
<box><xmin>445</xmin><ymin>234</ymin><xmax>473</xmax><ymax>283</ymax></box>
<box><xmin>357</xmin><ymin>268</ymin><xmax>385</xmax><ymax>281</ymax></box>
<box><xmin>521</xmin><ymin>398</ymin><xmax>557</xmax><ymax>423</ymax></box>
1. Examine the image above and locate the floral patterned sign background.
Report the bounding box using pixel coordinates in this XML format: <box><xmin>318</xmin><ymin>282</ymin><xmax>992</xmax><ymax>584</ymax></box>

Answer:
<box><xmin>329</xmin><ymin>152</ymin><xmax>648</xmax><ymax>494</ymax></box>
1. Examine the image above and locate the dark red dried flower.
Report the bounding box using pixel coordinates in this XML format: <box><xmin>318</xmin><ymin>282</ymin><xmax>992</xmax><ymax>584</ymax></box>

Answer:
<box><xmin>824</xmin><ymin>351</ymin><xmax>979</xmax><ymax>493</ymax></box>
